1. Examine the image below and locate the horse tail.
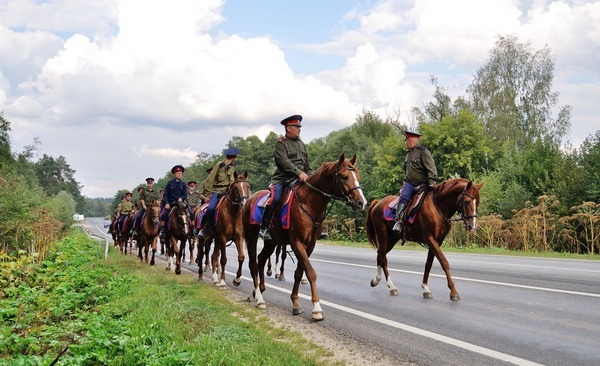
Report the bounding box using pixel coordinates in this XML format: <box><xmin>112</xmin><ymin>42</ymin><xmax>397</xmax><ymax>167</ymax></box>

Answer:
<box><xmin>366</xmin><ymin>199</ymin><xmax>379</xmax><ymax>248</ymax></box>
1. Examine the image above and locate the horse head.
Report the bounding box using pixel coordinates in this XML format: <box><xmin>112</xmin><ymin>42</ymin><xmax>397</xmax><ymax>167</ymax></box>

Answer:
<box><xmin>309</xmin><ymin>153</ymin><xmax>368</xmax><ymax>212</ymax></box>
<box><xmin>228</xmin><ymin>170</ymin><xmax>250</xmax><ymax>207</ymax></box>
<box><xmin>149</xmin><ymin>200</ymin><xmax>161</xmax><ymax>223</ymax></box>
<box><xmin>437</xmin><ymin>179</ymin><xmax>484</xmax><ymax>231</ymax></box>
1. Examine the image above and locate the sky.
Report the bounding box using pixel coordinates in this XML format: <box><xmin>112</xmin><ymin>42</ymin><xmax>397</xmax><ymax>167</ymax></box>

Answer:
<box><xmin>1</xmin><ymin>0</ymin><xmax>599</xmax><ymax>198</ymax></box>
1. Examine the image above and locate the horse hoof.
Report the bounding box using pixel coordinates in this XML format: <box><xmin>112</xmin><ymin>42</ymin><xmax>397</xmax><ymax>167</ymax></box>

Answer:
<box><xmin>233</xmin><ymin>278</ymin><xmax>241</xmax><ymax>286</ymax></box>
<box><xmin>278</xmin><ymin>276</ymin><xmax>285</xmax><ymax>282</ymax></box>
<box><xmin>370</xmin><ymin>279</ymin><xmax>378</xmax><ymax>287</ymax></box>
<box><xmin>217</xmin><ymin>280</ymin><xmax>227</xmax><ymax>287</ymax></box>
<box><xmin>390</xmin><ymin>289</ymin><xmax>399</xmax><ymax>296</ymax></box>
<box><xmin>267</xmin><ymin>270</ymin><xmax>273</xmax><ymax>277</ymax></box>
<box><xmin>175</xmin><ymin>269</ymin><xmax>181</xmax><ymax>275</ymax></box>
<box><xmin>311</xmin><ymin>311</ymin><xmax>324</xmax><ymax>321</ymax></box>
<box><xmin>292</xmin><ymin>307</ymin><xmax>304</xmax><ymax>316</ymax></box>
<box><xmin>256</xmin><ymin>302</ymin><xmax>267</xmax><ymax>310</ymax></box>
<box><xmin>450</xmin><ymin>294</ymin><xmax>460</xmax><ymax>301</ymax></box>
<box><xmin>150</xmin><ymin>259</ymin><xmax>155</xmax><ymax>266</ymax></box>
<box><xmin>423</xmin><ymin>292</ymin><xmax>433</xmax><ymax>299</ymax></box>
<box><xmin>301</xmin><ymin>279</ymin><xmax>308</xmax><ymax>284</ymax></box>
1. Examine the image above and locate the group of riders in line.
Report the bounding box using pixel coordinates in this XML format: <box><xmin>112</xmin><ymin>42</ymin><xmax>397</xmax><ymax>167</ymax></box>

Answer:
<box><xmin>107</xmin><ymin>114</ymin><xmax>438</xmax><ymax>245</ymax></box>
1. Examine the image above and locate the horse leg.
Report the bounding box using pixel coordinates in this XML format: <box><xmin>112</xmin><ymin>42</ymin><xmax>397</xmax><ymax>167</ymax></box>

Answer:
<box><xmin>274</xmin><ymin>244</ymin><xmax>281</xmax><ymax>279</ymax></box>
<box><xmin>247</xmin><ymin>233</ymin><xmax>266</xmax><ymax>309</ymax></box>
<box><xmin>290</xmin><ymin>249</ymin><xmax>323</xmax><ymax>321</ymax></box>
<box><xmin>150</xmin><ymin>236</ymin><xmax>157</xmax><ymax>266</ymax></box>
<box><xmin>174</xmin><ymin>239</ymin><xmax>182</xmax><ymax>275</ymax></box>
<box><xmin>421</xmin><ymin>249</ymin><xmax>435</xmax><ymax>299</ymax></box>
<box><xmin>217</xmin><ymin>240</ymin><xmax>228</xmax><ymax>287</ymax></box>
<box><xmin>233</xmin><ymin>236</ymin><xmax>244</xmax><ymax>286</ymax></box>
<box><xmin>211</xmin><ymin>244</ymin><xmax>223</xmax><ymax>285</ymax></box>
<box><xmin>428</xmin><ymin>246</ymin><xmax>459</xmax><ymax>301</ymax></box>
<box><xmin>278</xmin><ymin>244</ymin><xmax>286</xmax><ymax>281</ymax></box>
<box><xmin>204</xmin><ymin>239</ymin><xmax>212</xmax><ymax>272</ymax></box>
<box><xmin>196</xmin><ymin>238</ymin><xmax>205</xmax><ymax>280</ymax></box>
<box><xmin>266</xmin><ymin>256</ymin><xmax>273</xmax><ymax>277</ymax></box>
<box><xmin>188</xmin><ymin>238</ymin><xmax>195</xmax><ymax>265</ymax></box>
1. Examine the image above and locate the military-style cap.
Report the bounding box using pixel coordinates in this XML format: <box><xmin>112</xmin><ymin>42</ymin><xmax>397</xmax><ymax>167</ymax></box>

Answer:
<box><xmin>188</xmin><ymin>181</ymin><xmax>197</xmax><ymax>186</ymax></box>
<box><xmin>125</xmin><ymin>192</ymin><xmax>133</xmax><ymax>197</ymax></box>
<box><xmin>145</xmin><ymin>177</ymin><xmax>155</xmax><ymax>183</ymax></box>
<box><xmin>171</xmin><ymin>165</ymin><xmax>185</xmax><ymax>174</ymax></box>
<box><xmin>224</xmin><ymin>147</ymin><xmax>239</xmax><ymax>156</ymax></box>
<box><xmin>281</xmin><ymin>114</ymin><xmax>302</xmax><ymax>127</ymax></box>
<box><xmin>404</xmin><ymin>130</ymin><xmax>421</xmax><ymax>138</ymax></box>
<box><xmin>137</xmin><ymin>186</ymin><xmax>144</xmax><ymax>192</ymax></box>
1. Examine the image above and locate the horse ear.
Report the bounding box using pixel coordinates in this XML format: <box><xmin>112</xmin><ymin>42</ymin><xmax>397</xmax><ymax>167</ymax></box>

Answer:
<box><xmin>338</xmin><ymin>153</ymin><xmax>345</xmax><ymax>164</ymax></box>
<box><xmin>349</xmin><ymin>153</ymin><xmax>357</xmax><ymax>165</ymax></box>
<box><xmin>475</xmin><ymin>181</ymin><xmax>484</xmax><ymax>190</ymax></box>
<box><xmin>234</xmin><ymin>170</ymin><xmax>239</xmax><ymax>179</ymax></box>
<box><xmin>244</xmin><ymin>170</ymin><xmax>248</xmax><ymax>178</ymax></box>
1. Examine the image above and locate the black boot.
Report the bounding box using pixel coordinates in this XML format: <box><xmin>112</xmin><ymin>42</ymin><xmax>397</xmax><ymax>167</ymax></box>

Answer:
<box><xmin>259</xmin><ymin>205</ymin><xmax>275</xmax><ymax>240</ymax></box>
<box><xmin>393</xmin><ymin>202</ymin><xmax>407</xmax><ymax>232</ymax></box>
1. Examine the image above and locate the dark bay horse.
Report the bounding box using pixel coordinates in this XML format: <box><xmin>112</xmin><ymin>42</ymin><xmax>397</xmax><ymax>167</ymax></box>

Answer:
<box><xmin>117</xmin><ymin>211</ymin><xmax>135</xmax><ymax>254</ymax></box>
<box><xmin>138</xmin><ymin>200</ymin><xmax>161</xmax><ymax>265</ymax></box>
<box><xmin>366</xmin><ymin>178</ymin><xmax>483</xmax><ymax>301</ymax></box>
<box><xmin>243</xmin><ymin>154</ymin><xmax>367</xmax><ymax>321</ymax></box>
<box><xmin>164</xmin><ymin>201</ymin><xmax>191</xmax><ymax>275</ymax></box>
<box><xmin>197</xmin><ymin>171</ymin><xmax>250</xmax><ymax>287</ymax></box>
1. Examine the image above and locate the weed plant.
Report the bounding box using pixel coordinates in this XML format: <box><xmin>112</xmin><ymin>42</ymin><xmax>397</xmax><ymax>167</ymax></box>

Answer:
<box><xmin>0</xmin><ymin>229</ymin><xmax>326</xmax><ymax>365</ymax></box>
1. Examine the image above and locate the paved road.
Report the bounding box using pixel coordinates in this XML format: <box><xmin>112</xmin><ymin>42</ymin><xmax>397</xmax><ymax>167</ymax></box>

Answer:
<box><xmin>84</xmin><ymin>217</ymin><xmax>600</xmax><ymax>366</ymax></box>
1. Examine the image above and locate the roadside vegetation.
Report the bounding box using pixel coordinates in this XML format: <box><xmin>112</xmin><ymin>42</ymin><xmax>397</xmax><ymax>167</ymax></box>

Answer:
<box><xmin>0</xmin><ymin>228</ymin><xmax>340</xmax><ymax>366</ymax></box>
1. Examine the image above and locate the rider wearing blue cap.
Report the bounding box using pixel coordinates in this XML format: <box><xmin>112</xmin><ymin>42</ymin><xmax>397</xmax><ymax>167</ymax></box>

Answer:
<box><xmin>159</xmin><ymin>165</ymin><xmax>188</xmax><ymax>238</ymax></box>
<box><xmin>197</xmin><ymin>147</ymin><xmax>239</xmax><ymax>238</ymax></box>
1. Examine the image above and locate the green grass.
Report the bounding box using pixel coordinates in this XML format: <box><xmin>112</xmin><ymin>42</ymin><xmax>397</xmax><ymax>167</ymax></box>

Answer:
<box><xmin>0</xmin><ymin>228</ymin><xmax>340</xmax><ymax>366</ymax></box>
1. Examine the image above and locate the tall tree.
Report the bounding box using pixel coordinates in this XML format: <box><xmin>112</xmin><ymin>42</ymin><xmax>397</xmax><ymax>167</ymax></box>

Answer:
<box><xmin>0</xmin><ymin>112</ymin><xmax>14</xmax><ymax>167</ymax></box>
<box><xmin>579</xmin><ymin>130</ymin><xmax>600</xmax><ymax>202</ymax></box>
<box><xmin>35</xmin><ymin>154</ymin><xmax>84</xmax><ymax>212</ymax></box>
<box><xmin>466</xmin><ymin>35</ymin><xmax>571</xmax><ymax>147</ymax></box>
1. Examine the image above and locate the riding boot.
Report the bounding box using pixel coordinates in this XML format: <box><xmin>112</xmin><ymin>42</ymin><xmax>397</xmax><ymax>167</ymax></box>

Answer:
<box><xmin>259</xmin><ymin>205</ymin><xmax>275</xmax><ymax>240</ymax></box>
<box><xmin>392</xmin><ymin>202</ymin><xmax>407</xmax><ymax>232</ymax></box>
<box><xmin>197</xmin><ymin>215</ymin><xmax>209</xmax><ymax>238</ymax></box>
<box><xmin>159</xmin><ymin>221</ymin><xmax>165</xmax><ymax>238</ymax></box>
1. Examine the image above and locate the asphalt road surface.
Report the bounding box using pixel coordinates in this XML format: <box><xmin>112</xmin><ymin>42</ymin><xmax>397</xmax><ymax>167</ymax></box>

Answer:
<box><xmin>84</xmin><ymin>217</ymin><xmax>600</xmax><ymax>366</ymax></box>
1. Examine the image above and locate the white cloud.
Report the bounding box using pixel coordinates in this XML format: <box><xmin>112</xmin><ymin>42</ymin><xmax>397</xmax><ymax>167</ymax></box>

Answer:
<box><xmin>1</xmin><ymin>0</ymin><xmax>598</xmax><ymax>197</ymax></box>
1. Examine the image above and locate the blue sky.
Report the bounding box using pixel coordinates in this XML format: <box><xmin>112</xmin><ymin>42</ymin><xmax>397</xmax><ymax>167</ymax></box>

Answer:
<box><xmin>1</xmin><ymin>0</ymin><xmax>598</xmax><ymax>197</ymax></box>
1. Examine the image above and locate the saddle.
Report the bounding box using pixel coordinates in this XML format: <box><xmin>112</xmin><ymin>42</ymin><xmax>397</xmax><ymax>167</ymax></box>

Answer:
<box><xmin>251</xmin><ymin>188</ymin><xmax>295</xmax><ymax>229</ymax></box>
<box><xmin>385</xmin><ymin>185</ymin><xmax>430</xmax><ymax>223</ymax></box>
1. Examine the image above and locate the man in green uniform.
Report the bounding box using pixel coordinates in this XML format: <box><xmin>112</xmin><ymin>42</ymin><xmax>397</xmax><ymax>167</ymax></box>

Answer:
<box><xmin>117</xmin><ymin>192</ymin><xmax>135</xmax><ymax>232</ymax></box>
<box><xmin>197</xmin><ymin>147</ymin><xmax>239</xmax><ymax>238</ymax></box>
<box><xmin>259</xmin><ymin>114</ymin><xmax>312</xmax><ymax>240</ymax></box>
<box><xmin>132</xmin><ymin>177</ymin><xmax>162</xmax><ymax>233</ymax></box>
<box><xmin>393</xmin><ymin>130</ymin><xmax>438</xmax><ymax>233</ymax></box>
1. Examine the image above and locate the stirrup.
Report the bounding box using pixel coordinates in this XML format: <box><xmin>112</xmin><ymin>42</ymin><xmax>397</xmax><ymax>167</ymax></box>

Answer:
<box><xmin>197</xmin><ymin>228</ymin><xmax>206</xmax><ymax>238</ymax></box>
<box><xmin>159</xmin><ymin>230</ymin><xmax>165</xmax><ymax>239</ymax></box>
<box><xmin>392</xmin><ymin>221</ymin><xmax>402</xmax><ymax>232</ymax></box>
<box><xmin>259</xmin><ymin>227</ymin><xmax>271</xmax><ymax>240</ymax></box>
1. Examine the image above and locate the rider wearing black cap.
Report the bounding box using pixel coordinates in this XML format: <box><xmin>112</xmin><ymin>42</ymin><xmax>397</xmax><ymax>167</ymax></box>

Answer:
<box><xmin>259</xmin><ymin>114</ymin><xmax>312</xmax><ymax>240</ymax></box>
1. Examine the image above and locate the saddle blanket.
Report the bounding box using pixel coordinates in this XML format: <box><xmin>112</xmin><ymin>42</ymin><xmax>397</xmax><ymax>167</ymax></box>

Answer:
<box><xmin>250</xmin><ymin>191</ymin><xmax>294</xmax><ymax>229</ymax></box>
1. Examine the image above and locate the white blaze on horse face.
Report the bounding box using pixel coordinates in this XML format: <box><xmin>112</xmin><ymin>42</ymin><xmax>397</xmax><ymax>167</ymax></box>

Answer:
<box><xmin>472</xmin><ymin>199</ymin><xmax>478</xmax><ymax>230</ymax></box>
<box><xmin>350</xmin><ymin>171</ymin><xmax>368</xmax><ymax>208</ymax></box>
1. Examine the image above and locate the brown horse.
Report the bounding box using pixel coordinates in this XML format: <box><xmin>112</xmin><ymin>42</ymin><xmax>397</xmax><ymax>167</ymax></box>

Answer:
<box><xmin>138</xmin><ymin>200</ymin><xmax>161</xmax><ymax>265</ymax></box>
<box><xmin>164</xmin><ymin>201</ymin><xmax>191</xmax><ymax>275</ymax></box>
<box><xmin>366</xmin><ymin>178</ymin><xmax>483</xmax><ymax>301</ymax></box>
<box><xmin>243</xmin><ymin>154</ymin><xmax>367</xmax><ymax>321</ymax></box>
<box><xmin>117</xmin><ymin>210</ymin><xmax>136</xmax><ymax>254</ymax></box>
<box><xmin>197</xmin><ymin>171</ymin><xmax>250</xmax><ymax>287</ymax></box>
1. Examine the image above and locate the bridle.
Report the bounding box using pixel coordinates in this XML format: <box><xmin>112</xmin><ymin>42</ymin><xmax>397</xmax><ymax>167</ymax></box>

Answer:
<box><xmin>302</xmin><ymin>163</ymin><xmax>363</xmax><ymax>205</ymax></box>
<box><xmin>450</xmin><ymin>189</ymin><xmax>478</xmax><ymax>226</ymax></box>
<box><xmin>227</xmin><ymin>179</ymin><xmax>250</xmax><ymax>207</ymax></box>
<box><xmin>296</xmin><ymin>162</ymin><xmax>364</xmax><ymax>227</ymax></box>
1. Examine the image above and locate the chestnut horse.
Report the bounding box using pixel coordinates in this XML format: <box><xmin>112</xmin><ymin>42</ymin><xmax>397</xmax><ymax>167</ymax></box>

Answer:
<box><xmin>243</xmin><ymin>154</ymin><xmax>367</xmax><ymax>321</ymax></box>
<box><xmin>117</xmin><ymin>210</ymin><xmax>135</xmax><ymax>254</ymax></box>
<box><xmin>197</xmin><ymin>171</ymin><xmax>250</xmax><ymax>287</ymax></box>
<box><xmin>366</xmin><ymin>178</ymin><xmax>483</xmax><ymax>301</ymax></box>
<box><xmin>137</xmin><ymin>200</ymin><xmax>161</xmax><ymax>265</ymax></box>
<box><xmin>164</xmin><ymin>201</ymin><xmax>191</xmax><ymax>275</ymax></box>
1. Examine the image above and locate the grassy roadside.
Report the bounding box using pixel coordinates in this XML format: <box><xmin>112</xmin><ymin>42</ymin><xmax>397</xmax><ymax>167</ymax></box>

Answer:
<box><xmin>0</xmin><ymin>228</ymin><xmax>337</xmax><ymax>366</ymax></box>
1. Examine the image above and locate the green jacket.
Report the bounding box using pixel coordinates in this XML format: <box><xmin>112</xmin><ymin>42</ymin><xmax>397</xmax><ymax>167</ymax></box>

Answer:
<box><xmin>140</xmin><ymin>188</ymin><xmax>161</xmax><ymax>207</ymax></box>
<box><xmin>119</xmin><ymin>201</ymin><xmax>134</xmax><ymax>215</ymax></box>
<box><xmin>271</xmin><ymin>136</ymin><xmax>312</xmax><ymax>184</ymax></box>
<box><xmin>404</xmin><ymin>144</ymin><xmax>438</xmax><ymax>186</ymax></box>
<box><xmin>205</xmin><ymin>160</ymin><xmax>236</xmax><ymax>193</ymax></box>
<box><xmin>186</xmin><ymin>190</ymin><xmax>202</xmax><ymax>208</ymax></box>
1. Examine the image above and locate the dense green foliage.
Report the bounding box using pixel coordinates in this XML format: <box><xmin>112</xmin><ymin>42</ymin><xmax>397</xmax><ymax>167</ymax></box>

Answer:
<box><xmin>0</xmin><ymin>230</ymin><xmax>330</xmax><ymax>365</ymax></box>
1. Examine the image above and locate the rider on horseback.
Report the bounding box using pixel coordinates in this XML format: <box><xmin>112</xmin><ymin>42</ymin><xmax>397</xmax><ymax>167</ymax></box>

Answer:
<box><xmin>197</xmin><ymin>147</ymin><xmax>239</xmax><ymax>238</ymax></box>
<box><xmin>117</xmin><ymin>192</ymin><xmax>135</xmax><ymax>232</ymax></box>
<box><xmin>160</xmin><ymin>165</ymin><xmax>188</xmax><ymax>238</ymax></box>
<box><xmin>393</xmin><ymin>130</ymin><xmax>438</xmax><ymax>233</ymax></box>
<box><xmin>132</xmin><ymin>177</ymin><xmax>161</xmax><ymax>236</ymax></box>
<box><xmin>259</xmin><ymin>114</ymin><xmax>312</xmax><ymax>240</ymax></box>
